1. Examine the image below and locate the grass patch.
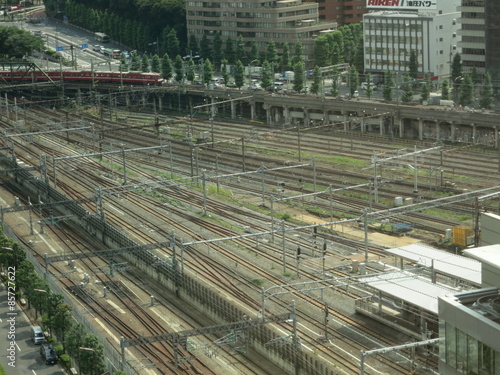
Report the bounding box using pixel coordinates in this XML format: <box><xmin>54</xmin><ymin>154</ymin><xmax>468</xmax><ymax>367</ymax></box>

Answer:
<box><xmin>252</xmin><ymin>279</ymin><xmax>265</xmax><ymax>286</ymax></box>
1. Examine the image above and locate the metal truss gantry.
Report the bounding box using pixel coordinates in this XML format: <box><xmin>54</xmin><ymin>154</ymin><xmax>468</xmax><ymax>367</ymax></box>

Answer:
<box><xmin>120</xmin><ymin>310</ymin><xmax>297</xmax><ymax>370</ymax></box>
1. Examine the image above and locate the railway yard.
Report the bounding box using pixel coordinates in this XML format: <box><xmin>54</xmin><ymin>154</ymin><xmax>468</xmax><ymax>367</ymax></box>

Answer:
<box><xmin>1</xmin><ymin>100</ymin><xmax>500</xmax><ymax>375</ymax></box>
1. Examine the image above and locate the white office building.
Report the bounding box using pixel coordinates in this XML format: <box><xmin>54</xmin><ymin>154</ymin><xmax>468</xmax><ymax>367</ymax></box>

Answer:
<box><xmin>363</xmin><ymin>0</ymin><xmax>460</xmax><ymax>81</ymax></box>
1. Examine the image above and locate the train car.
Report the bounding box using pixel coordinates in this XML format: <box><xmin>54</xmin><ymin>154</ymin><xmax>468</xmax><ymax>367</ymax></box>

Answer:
<box><xmin>0</xmin><ymin>70</ymin><xmax>165</xmax><ymax>85</ymax></box>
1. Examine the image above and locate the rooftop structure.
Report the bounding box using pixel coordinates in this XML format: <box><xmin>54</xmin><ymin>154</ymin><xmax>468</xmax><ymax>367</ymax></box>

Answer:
<box><xmin>438</xmin><ymin>244</ymin><xmax>500</xmax><ymax>374</ymax></box>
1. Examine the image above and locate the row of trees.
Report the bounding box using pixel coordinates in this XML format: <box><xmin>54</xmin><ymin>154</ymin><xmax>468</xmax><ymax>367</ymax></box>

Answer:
<box><xmin>0</xmin><ymin>233</ymin><xmax>115</xmax><ymax>375</ymax></box>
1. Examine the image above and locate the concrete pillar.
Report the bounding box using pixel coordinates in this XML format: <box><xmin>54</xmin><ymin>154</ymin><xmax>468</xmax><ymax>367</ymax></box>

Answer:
<box><xmin>323</xmin><ymin>110</ymin><xmax>329</xmax><ymax>125</ymax></box>
<box><xmin>398</xmin><ymin>116</ymin><xmax>403</xmax><ymax>138</ymax></box>
<box><xmin>284</xmin><ymin>106</ymin><xmax>291</xmax><ymax>125</ymax></box>
<box><xmin>125</xmin><ymin>93</ymin><xmax>130</xmax><ymax>107</ymax></box>
<box><xmin>495</xmin><ymin>126</ymin><xmax>499</xmax><ymax>148</ymax></box>
<box><xmin>472</xmin><ymin>123</ymin><xmax>476</xmax><ymax>144</ymax></box>
<box><xmin>435</xmin><ymin>119</ymin><xmax>440</xmax><ymax>141</ymax></box>
<box><xmin>344</xmin><ymin>114</ymin><xmax>349</xmax><ymax>132</ymax></box>
<box><xmin>379</xmin><ymin>116</ymin><xmax>384</xmax><ymax>135</ymax></box>
<box><xmin>231</xmin><ymin>101</ymin><xmax>236</xmax><ymax>119</ymax></box>
<box><xmin>275</xmin><ymin>107</ymin><xmax>281</xmax><ymax>124</ymax></box>
<box><xmin>418</xmin><ymin>118</ymin><xmax>423</xmax><ymax>140</ymax></box>
<box><xmin>303</xmin><ymin>108</ymin><xmax>309</xmax><ymax>127</ymax></box>
<box><xmin>265</xmin><ymin>107</ymin><xmax>271</xmax><ymax>125</ymax></box>
<box><xmin>158</xmin><ymin>96</ymin><xmax>163</xmax><ymax>111</ymax></box>
<box><xmin>250</xmin><ymin>102</ymin><xmax>256</xmax><ymax>120</ymax></box>
<box><xmin>211</xmin><ymin>97</ymin><xmax>216</xmax><ymax>118</ymax></box>
<box><xmin>450</xmin><ymin>121</ymin><xmax>455</xmax><ymax>142</ymax></box>
<box><xmin>142</xmin><ymin>92</ymin><xmax>147</xmax><ymax>107</ymax></box>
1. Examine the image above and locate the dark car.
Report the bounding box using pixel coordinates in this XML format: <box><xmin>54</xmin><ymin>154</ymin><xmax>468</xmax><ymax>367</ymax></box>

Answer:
<box><xmin>40</xmin><ymin>343</ymin><xmax>58</xmax><ymax>365</ymax></box>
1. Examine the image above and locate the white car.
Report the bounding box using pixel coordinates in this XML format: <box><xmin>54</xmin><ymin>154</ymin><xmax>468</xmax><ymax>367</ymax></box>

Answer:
<box><xmin>92</xmin><ymin>45</ymin><xmax>101</xmax><ymax>52</ymax></box>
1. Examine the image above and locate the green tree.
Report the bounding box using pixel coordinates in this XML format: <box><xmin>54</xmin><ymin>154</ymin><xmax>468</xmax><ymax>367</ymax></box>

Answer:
<box><xmin>79</xmin><ymin>335</ymin><xmax>106</xmax><ymax>375</ymax></box>
<box><xmin>310</xmin><ymin>66</ymin><xmax>321</xmax><ymax>95</ymax></box>
<box><xmin>280</xmin><ymin>42</ymin><xmax>291</xmax><ymax>72</ymax></box>
<box><xmin>224</xmin><ymin>37</ymin><xmax>235</xmax><ymax>64</ymax></box>
<box><xmin>66</xmin><ymin>323</ymin><xmax>87</xmax><ymax>359</ymax></box>
<box><xmin>330</xmin><ymin>68</ymin><xmax>340</xmax><ymax>97</ymax></box>
<box><xmin>348</xmin><ymin>66</ymin><xmax>359</xmax><ymax>97</ymax></box>
<box><xmin>221</xmin><ymin>59</ymin><xmax>230</xmax><ymax>85</ymax></box>
<box><xmin>165</xmin><ymin>29</ymin><xmax>180</xmax><ymax>58</ymax></box>
<box><xmin>266</xmin><ymin>41</ymin><xmax>278</xmax><ymax>71</ymax></box>
<box><xmin>234</xmin><ymin>60</ymin><xmax>245</xmax><ymax>89</ymax></box>
<box><xmin>441</xmin><ymin>80</ymin><xmax>450</xmax><ymax>100</ymax></box>
<box><xmin>174</xmin><ymin>55</ymin><xmax>184</xmax><ymax>83</ymax></box>
<box><xmin>0</xmin><ymin>239</ymin><xmax>25</xmax><ymax>270</ymax></box>
<box><xmin>212</xmin><ymin>32</ymin><xmax>222</xmax><ymax>69</ymax></box>
<box><xmin>235</xmin><ymin>35</ymin><xmax>246</xmax><ymax>64</ymax></box>
<box><xmin>119</xmin><ymin>54</ymin><xmax>128</xmax><ymax>71</ymax></box>
<box><xmin>479</xmin><ymin>72</ymin><xmax>493</xmax><ymax>109</ymax></box>
<box><xmin>186</xmin><ymin>58</ymin><xmax>196</xmax><ymax>82</ymax></box>
<box><xmin>401</xmin><ymin>74</ymin><xmax>414</xmax><ymax>103</ymax></box>
<box><xmin>151</xmin><ymin>54</ymin><xmax>161</xmax><ymax>73</ymax></box>
<box><xmin>52</xmin><ymin>303</ymin><xmax>73</xmax><ymax>346</ymax></box>
<box><xmin>141</xmin><ymin>54</ymin><xmax>150</xmax><ymax>72</ymax></box>
<box><xmin>292</xmin><ymin>61</ymin><xmax>305</xmax><ymax>93</ymax></box>
<box><xmin>292</xmin><ymin>42</ymin><xmax>303</xmax><ymax>66</ymax></box>
<box><xmin>313</xmin><ymin>36</ymin><xmax>330</xmax><ymax>67</ymax></box>
<box><xmin>130</xmin><ymin>50</ymin><xmax>141</xmax><ymax>71</ymax></box>
<box><xmin>408</xmin><ymin>50</ymin><xmax>419</xmax><ymax>80</ymax></box>
<box><xmin>161</xmin><ymin>53</ymin><xmax>173</xmax><ymax>81</ymax></box>
<box><xmin>261</xmin><ymin>60</ymin><xmax>273</xmax><ymax>90</ymax></box>
<box><xmin>459</xmin><ymin>74</ymin><xmax>474</xmax><ymax>106</ymax></box>
<box><xmin>383</xmin><ymin>70</ymin><xmax>394</xmax><ymax>102</ymax></box>
<box><xmin>247</xmin><ymin>41</ymin><xmax>259</xmax><ymax>65</ymax></box>
<box><xmin>200</xmin><ymin>34</ymin><xmax>211</xmax><ymax>60</ymax></box>
<box><xmin>365</xmin><ymin>73</ymin><xmax>374</xmax><ymax>99</ymax></box>
<box><xmin>420</xmin><ymin>72</ymin><xmax>431</xmax><ymax>103</ymax></box>
<box><xmin>0</xmin><ymin>26</ymin><xmax>45</xmax><ymax>58</ymax></box>
<box><xmin>188</xmin><ymin>34</ymin><xmax>198</xmax><ymax>56</ymax></box>
<box><xmin>202</xmin><ymin>59</ymin><xmax>214</xmax><ymax>86</ymax></box>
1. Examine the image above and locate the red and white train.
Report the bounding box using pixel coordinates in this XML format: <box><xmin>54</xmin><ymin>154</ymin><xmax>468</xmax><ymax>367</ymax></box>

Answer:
<box><xmin>0</xmin><ymin>70</ymin><xmax>165</xmax><ymax>85</ymax></box>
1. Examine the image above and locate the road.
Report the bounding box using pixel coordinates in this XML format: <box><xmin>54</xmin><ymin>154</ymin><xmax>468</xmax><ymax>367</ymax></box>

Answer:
<box><xmin>0</xmin><ymin>282</ymin><xmax>66</xmax><ymax>375</ymax></box>
<box><xmin>14</xmin><ymin>11</ymin><xmax>123</xmax><ymax>71</ymax></box>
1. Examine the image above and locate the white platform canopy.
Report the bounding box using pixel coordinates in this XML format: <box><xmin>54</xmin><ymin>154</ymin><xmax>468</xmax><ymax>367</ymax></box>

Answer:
<box><xmin>384</xmin><ymin>243</ymin><xmax>481</xmax><ymax>286</ymax></box>
<box><xmin>359</xmin><ymin>271</ymin><xmax>456</xmax><ymax>314</ymax></box>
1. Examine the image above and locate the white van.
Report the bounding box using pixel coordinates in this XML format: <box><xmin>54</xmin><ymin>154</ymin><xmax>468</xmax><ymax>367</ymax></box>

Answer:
<box><xmin>31</xmin><ymin>326</ymin><xmax>44</xmax><ymax>344</ymax></box>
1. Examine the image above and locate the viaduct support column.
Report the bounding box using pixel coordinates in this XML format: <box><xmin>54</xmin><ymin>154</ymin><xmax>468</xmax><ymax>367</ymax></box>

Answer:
<box><xmin>231</xmin><ymin>101</ymin><xmax>236</xmax><ymax>119</ymax></box>
<box><xmin>275</xmin><ymin>107</ymin><xmax>281</xmax><ymax>124</ymax></box>
<box><xmin>284</xmin><ymin>106</ymin><xmax>291</xmax><ymax>125</ymax></box>
<box><xmin>435</xmin><ymin>120</ymin><xmax>440</xmax><ymax>141</ymax></box>
<box><xmin>472</xmin><ymin>123</ymin><xmax>477</xmax><ymax>144</ymax></box>
<box><xmin>142</xmin><ymin>92</ymin><xmax>147</xmax><ymax>108</ymax></box>
<box><xmin>450</xmin><ymin>122</ymin><xmax>455</xmax><ymax>142</ymax></box>
<box><xmin>495</xmin><ymin>126</ymin><xmax>499</xmax><ymax>148</ymax></box>
<box><xmin>211</xmin><ymin>97</ymin><xmax>216</xmax><ymax>118</ymax></box>
<box><xmin>323</xmin><ymin>109</ymin><xmax>329</xmax><ymax>125</ymax></box>
<box><xmin>125</xmin><ymin>93</ymin><xmax>130</xmax><ymax>107</ymax></box>
<box><xmin>398</xmin><ymin>115</ymin><xmax>403</xmax><ymax>138</ymax></box>
<box><xmin>303</xmin><ymin>108</ymin><xmax>309</xmax><ymax>127</ymax></box>
<box><xmin>379</xmin><ymin>116</ymin><xmax>384</xmax><ymax>136</ymax></box>
<box><xmin>158</xmin><ymin>96</ymin><xmax>163</xmax><ymax>111</ymax></box>
<box><xmin>250</xmin><ymin>101</ymin><xmax>256</xmax><ymax>120</ymax></box>
<box><xmin>418</xmin><ymin>118</ymin><xmax>423</xmax><ymax>140</ymax></box>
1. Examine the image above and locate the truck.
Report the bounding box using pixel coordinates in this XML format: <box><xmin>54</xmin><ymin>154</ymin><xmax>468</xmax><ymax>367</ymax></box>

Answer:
<box><xmin>283</xmin><ymin>71</ymin><xmax>295</xmax><ymax>81</ymax></box>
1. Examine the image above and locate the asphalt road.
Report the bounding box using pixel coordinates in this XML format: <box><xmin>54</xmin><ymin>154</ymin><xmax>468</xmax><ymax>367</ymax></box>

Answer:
<box><xmin>0</xmin><ymin>282</ymin><xmax>66</xmax><ymax>375</ymax></box>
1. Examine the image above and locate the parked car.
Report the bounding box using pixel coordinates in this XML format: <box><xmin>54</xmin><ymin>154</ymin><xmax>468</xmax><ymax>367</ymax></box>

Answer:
<box><xmin>40</xmin><ymin>343</ymin><xmax>58</xmax><ymax>365</ymax></box>
<box><xmin>226</xmin><ymin>81</ymin><xmax>237</xmax><ymax>88</ymax></box>
<box><xmin>92</xmin><ymin>45</ymin><xmax>101</xmax><ymax>52</ymax></box>
<box><xmin>121</xmin><ymin>51</ymin><xmax>131</xmax><ymax>59</ymax></box>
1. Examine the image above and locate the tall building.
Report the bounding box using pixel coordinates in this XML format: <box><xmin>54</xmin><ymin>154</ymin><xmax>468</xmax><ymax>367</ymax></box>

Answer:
<box><xmin>460</xmin><ymin>0</ymin><xmax>500</xmax><ymax>81</ymax></box>
<box><xmin>304</xmin><ymin>0</ymin><xmax>367</xmax><ymax>25</ymax></box>
<box><xmin>185</xmin><ymin>0</ymin><xmax>338</xmax><ymax>61</ymax></box>
<box><xmin>363</xmin><ymin>1</ymin><xmax>460</xmax><ymax>82</ymax></box>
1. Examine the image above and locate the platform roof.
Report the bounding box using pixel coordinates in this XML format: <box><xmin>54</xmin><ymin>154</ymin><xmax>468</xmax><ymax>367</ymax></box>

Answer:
<box><xmin>384</xmin><ymin>243</ymin><xmax>482</xmax><ymax>286</ymax></box>
<box><xmin>360</xmin><ymin>271</ymin><xmax>456</xmax><ymax>314</ymax></box>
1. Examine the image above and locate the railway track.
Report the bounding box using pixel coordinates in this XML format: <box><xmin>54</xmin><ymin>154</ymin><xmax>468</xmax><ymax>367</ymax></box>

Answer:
<box><xmin>1</xmin><ymin>102</ymin><xmax>486</xmax><ymax>374</ymax></box>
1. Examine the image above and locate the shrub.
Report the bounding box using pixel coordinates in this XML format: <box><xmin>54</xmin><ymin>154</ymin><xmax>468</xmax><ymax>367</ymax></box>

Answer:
<box><xmin>59</xmin><ymin>354</ymin><xmax>71</xmax><ymax>369</ymax></box>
